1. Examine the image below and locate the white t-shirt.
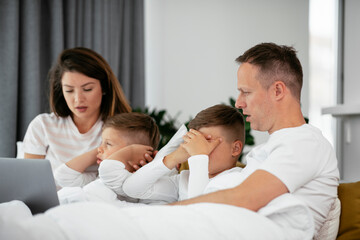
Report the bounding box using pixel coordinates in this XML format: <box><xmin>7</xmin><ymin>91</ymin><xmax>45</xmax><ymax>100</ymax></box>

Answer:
<box><xmin>23</xmin><ymin>113</ymin><xmax>103</xmax><ymax>171</ymax></box>
<box><xmin>246</xmin><ymin>124</ymin><xmax>339</xmax><ymax>234</ymax></box>
<box><xmin>54</xmin><ymin>163</ymin><xmax>98</xmax><ymax>188</ymax></box>
<box><xmin>57</xmin><ymin>161</ymin><xmax>141</xmax><ymax>205</ymax></box>
<box><xmin>120</xmin><ymin>155</ymin><xmax>243</xmax><ymax>203</ymax></box>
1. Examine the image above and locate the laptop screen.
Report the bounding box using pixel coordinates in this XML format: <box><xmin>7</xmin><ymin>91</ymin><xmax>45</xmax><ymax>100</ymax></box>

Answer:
<box><xmin>0</xmin><ymin>158</ymin><xmax>59</xmax><ymax>214</ymax></box>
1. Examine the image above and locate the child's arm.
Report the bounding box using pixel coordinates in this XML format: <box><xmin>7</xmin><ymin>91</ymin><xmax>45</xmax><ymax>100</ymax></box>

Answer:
<box><xmin>161</xmin><ymin>145</ymin><xmax>190</xmax><ymax>169</ymax></box>
<box><xmin>98</xmin><ymin>144</ymin><xmax>154</xmax><ymax>198</ymax></box>
<box><xmin>54</xmin><ymin>148</ymin><xmax>98</xmax><ymax>187</ymax></box>
<box><xmin>122</xmin><ymin>146</ymin><xmax>189</xmax><ymax>203</ymax></box>
<box><xmin>181</xmin><ymin>129</ymin><xmax>222</xmax><ymax>198</ymax></box>
<box><xmin>98</xmin><ymin>160</ymin><xmax>133</xmax><ymax>199</ymax></box>
<box><xmin>107</xmin><ymin>144</ymin><xmax>154</xmax><ymax>172</ymax></box>
<box><xmin>187</xmin><ymin>155</ymin><xmax>210</xmax><ymax>198</ymax></box>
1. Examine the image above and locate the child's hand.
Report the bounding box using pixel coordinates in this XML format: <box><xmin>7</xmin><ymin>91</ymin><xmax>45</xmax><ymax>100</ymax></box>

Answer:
<box><xmin>181</xmin><ymin>129</ymin><xmax>222</xmax><ymax>156</ymax></box>
<box><xmin>163</xmin><ymin>145</ymin><xmax>190</xmax><ymax>170</ymax></box>
<box><xmin>107</xmin><ymin>144</ymin><xmax>154</xmax><ymax>172</ymax></box>
<box><xmin>131</xmin><ymin>149</ymin><xmax>159</xmax><ymax>171</ymax></box>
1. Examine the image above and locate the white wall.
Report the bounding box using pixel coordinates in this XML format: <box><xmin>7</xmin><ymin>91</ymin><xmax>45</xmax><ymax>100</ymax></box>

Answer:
<box><xmin>340</xmin><ymin>0</ymin><xmax>360</xmax><ymax>181</ymax></box>
<box><xmin>145</xmin><ymin>0</ymin><xmax>309</xmax><ymax>146</ymax></box>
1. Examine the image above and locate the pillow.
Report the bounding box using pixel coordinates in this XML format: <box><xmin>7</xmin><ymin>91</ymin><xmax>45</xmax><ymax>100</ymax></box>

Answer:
<box><xmin>314</xmin><ymin>198</ymin><xmax>340</xmax><ymax>240</ymax></box>
<box><xmin>16</xmin><ymin>141</ymin><xmax>24</xmax><ymax>158</ymax></box>
<box><xmin>336</xmin><ymin>181</ymin><xmax>360</xmax><ymax>240</ymax></box>
<box><xmin>155</xmin><ymin>124</ymin><xmax>187</xmax><ymax>162</ymax></box>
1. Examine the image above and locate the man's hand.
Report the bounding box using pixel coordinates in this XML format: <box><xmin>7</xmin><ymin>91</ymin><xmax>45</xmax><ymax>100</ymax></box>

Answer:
<box><xmin>181</xmin><ymin>129</ymin><xmax>222</xmax><ymax>156</ymax></box>
<box><xmin>107</xmin><ymin>144</ymin><xmax>154</xmax><ymax>172</ymax></box>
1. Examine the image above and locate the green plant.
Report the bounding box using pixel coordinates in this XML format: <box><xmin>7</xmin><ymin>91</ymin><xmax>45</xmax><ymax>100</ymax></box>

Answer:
<box><xmin>228</xmin><ymin>97</ymin><xmax>255</xmax><ymax>162</ymax></box>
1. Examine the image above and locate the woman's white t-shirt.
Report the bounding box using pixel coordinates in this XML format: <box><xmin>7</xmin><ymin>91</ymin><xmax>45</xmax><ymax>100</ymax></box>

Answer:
<box><xmin>23</xmin><ymin>113</ymin><xmax>103</xmax><ymax>171</ymax></box>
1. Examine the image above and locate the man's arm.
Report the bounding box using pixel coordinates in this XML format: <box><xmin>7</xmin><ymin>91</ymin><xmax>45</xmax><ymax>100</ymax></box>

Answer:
<box><xmin>171</xmin><ymin>170</ymin><xmax>288</xmax><ymax>212</ymax></box>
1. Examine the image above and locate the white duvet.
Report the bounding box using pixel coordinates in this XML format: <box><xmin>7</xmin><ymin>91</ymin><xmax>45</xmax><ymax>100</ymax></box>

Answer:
<box><xmin>0</xmin><ymin>193</ymin><xmax>314</xmax><ymax>240</ymax></box>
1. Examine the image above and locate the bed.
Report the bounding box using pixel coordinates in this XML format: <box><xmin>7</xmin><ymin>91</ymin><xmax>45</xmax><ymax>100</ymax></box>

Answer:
<box><xmin>1</xmin><ymin>192</ymin><xmax>314</xmax><ymax>240</ymax></box>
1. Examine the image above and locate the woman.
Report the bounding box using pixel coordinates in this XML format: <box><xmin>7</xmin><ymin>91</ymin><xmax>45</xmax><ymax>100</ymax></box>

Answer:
<box><xmin>23</xmin><ymin>47</ymin><xmax>131</xmax><ymax>171</ymax></box>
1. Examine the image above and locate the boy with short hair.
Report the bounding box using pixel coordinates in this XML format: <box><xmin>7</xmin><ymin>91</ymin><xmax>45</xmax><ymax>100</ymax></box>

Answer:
<box><xmin>119</xmin><ymin>104</ymin><xmax>246</xmax><ymax>203</ymax></box>
<box><xmin>56</xmin><ymin>112</ymin><xmax>160</xmax><ymax>204</ymax></box>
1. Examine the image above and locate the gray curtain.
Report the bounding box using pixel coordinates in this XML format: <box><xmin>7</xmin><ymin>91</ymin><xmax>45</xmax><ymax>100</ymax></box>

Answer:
<box><xmin>0</xmin><ymin>0</ymin><xmax>145</xmax><ymax>157</ymax></box>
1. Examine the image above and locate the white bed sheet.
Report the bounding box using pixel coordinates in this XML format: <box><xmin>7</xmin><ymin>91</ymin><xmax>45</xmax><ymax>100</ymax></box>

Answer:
<box><xmin>0</xmin><ymin>193</ymin><xmax>314</xmax><ymax>240</ymax></box>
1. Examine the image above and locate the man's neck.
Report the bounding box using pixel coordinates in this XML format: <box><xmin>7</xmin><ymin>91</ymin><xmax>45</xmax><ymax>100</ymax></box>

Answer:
<box><xmin>268</xmin><ymin>101</ymin><xmax>306</xmax><ymax>134</ymax></box>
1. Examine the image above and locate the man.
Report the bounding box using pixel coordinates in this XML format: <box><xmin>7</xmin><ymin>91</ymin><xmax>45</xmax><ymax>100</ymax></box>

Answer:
<box><xmin>173</xmin><ymin>42</ymin><xmax>339</xmax><ymax>235</ymax></box>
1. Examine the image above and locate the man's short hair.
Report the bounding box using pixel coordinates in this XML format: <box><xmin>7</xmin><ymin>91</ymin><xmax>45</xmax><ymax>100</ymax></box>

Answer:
<box><xmin>236</xmin><ymin>42</ymin><xmax>303</xmax><ymax>101</ymax></box>
<box><xmin>103</xmin><ymin>112</ymin><xmax>160</xmax><ymax>149</ymax></box>
<box><xmin>188</xmin><ymin>104</ymin><xmax>245</xmax><ymax>144</ymax></box>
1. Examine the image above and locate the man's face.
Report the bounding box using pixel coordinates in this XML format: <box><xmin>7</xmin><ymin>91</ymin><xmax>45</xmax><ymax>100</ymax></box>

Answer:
<box><xmin>235</xmin><ymin>63</ymin><xmax>273</xmax><ymax>133</ymax></box>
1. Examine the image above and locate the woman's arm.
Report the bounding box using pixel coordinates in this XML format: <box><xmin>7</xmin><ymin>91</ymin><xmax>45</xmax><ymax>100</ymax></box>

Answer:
<box><xmin>65</xmin><ymin>148</ymin><xmax>98</xmax><ymax>173</ymax></box>
<box><xmin>24</xmin><ymin>153</ymin><xmax>45</xmax><ymax>159</ymax></box>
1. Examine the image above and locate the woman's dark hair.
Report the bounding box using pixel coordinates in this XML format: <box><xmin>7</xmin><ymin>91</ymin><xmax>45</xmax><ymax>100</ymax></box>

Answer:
<box><xmin>49</xmin><ymin>47</ymin><xmax>131</xmax><ymax>120</ymax></box>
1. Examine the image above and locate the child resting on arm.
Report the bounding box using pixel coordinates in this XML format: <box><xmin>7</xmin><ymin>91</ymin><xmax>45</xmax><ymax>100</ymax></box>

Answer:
<box><xmin>118</xmin><ymin>104</ymin><xmax>246</xmax><ymax>203</ymax></box>
<box><xmin>55</xmin><ymin>112</ymin><xmax>159</xmax><ymax>188</ymax></box>
<box><xmin>56</xmin><ymin>112</ymin><xmax>160</xmax><ymax>204</ymax></box>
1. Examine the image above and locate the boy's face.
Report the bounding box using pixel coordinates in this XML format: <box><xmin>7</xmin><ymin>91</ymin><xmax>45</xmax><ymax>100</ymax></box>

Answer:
<box><xmin>97</xmin><ymin>127</ymin><xmax>128</xmax><ymax>164</ymax></box>
<box><xmin>198</xmin><ymin>126</ymin><xmax>237</xmax><ymax>178</ymax></box>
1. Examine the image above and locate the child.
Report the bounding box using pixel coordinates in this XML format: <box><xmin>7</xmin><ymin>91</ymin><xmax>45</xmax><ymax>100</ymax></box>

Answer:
<box><xmin>116</xmin><ymin>104</ymin><xmax>245</xmax><ymax>203</ymax></box>
<box><xmin>56</xmin><ymin>112</ymin><xmax>160</xmax><ymax>204</ymax></box>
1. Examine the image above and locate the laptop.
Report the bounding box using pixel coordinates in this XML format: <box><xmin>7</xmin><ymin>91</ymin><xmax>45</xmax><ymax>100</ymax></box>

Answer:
<box><xmin>0</xmin><ymin>158</ymin><xmax>59</xmax><ymax>214</ymax></box>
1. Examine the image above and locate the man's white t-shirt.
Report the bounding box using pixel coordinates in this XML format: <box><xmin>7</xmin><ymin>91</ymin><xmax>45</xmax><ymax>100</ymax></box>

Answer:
<box><xmin>247</xmin><ymin>124</ymin><xmax>339</xmax><ymax>233</ymax></box>
<box><xmin>23</xmin><ymin>113</ymin><xmax>103</xmax><ymax>171</ymax></box>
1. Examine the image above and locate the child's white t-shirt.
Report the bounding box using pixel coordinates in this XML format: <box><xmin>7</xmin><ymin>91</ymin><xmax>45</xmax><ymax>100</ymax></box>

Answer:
<box><xmin>118</xmin><ymin>155</ymin><xmax>243</xmax><ymax>203</ymax></box>
<box><xmin>23</xmin><ymin>113</ymin><xmax>103</xmax><ymax>171</ymax></box>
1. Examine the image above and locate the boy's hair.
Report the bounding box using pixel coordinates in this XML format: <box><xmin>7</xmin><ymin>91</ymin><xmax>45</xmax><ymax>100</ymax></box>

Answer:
<box><xmin>235</xmin><ymin>42</ymin><xmax>303</xmax><ymax>102</ymax></box>
<box><xmin>103</xmin><ymin>112</ymin><xmax>160</xmax><ymax>149</ymax></box>
<box><xmin>188</xmin><ymin>104</ymin><xmax>245</xmax><ymax>144</ymax></box>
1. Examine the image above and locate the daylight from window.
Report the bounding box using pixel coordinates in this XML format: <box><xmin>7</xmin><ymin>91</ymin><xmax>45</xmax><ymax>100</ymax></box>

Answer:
<box><xmin>309</xmin><ymin>0</ymin><xmax>338</xmax><ymax>146</ymax></box>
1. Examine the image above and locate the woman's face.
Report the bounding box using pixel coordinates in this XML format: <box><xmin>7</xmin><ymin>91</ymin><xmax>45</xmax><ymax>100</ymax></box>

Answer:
<box><xmin>61</xmin><ymin>71</ymin><xmax>103</xmax><ymax>124</ymax></box>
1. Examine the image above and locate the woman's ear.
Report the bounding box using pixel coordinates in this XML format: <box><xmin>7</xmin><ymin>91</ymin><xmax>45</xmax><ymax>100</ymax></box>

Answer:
<box><xmin>232</xmin><ymin>140</ymin><xmax>243</xmax><ymax>157</ymax></box>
